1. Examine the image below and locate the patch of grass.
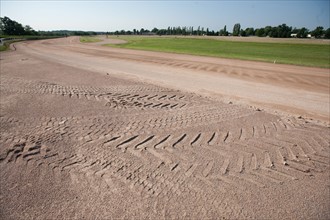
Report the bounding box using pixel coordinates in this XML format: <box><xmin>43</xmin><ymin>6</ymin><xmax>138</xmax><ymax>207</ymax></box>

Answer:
<box><xmin>106</xmin><ymin>36</ymin><xmax>330</xmax><ymax>68</ymax></box>
<box><xmin>80</xmin><ymin>36</ymin><xmax>102</xmax><ymax>43</ymax></box>
<box><xmin>0</xmin><ymin>44</ymin><xmax>8</xmax><ymax>51</ymax></box>
<box><xmin>0</xmin><ymin>40</ymin><xmax>18</xmax><ymax>52</ymax></box>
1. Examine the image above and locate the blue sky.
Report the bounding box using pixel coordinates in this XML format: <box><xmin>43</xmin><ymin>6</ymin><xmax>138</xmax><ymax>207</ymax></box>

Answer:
<box><xmin>1</xmin><ymin>1</ymin><xmax>329</xmax><ymax>32</ymax></box>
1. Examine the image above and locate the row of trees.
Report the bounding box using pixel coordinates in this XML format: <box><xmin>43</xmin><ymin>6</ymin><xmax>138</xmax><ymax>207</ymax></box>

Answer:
<box><xmin>1</xmin><ymin>16</ymin><xmax>330</xmax><ymax>39</ymax></box>
<box><xmin>112</xmin><ymin>26</ymin><xmax>220</xmax><ymax>36</ymax></box>
<box><xmin>107</xmin><ymin>23</ymin><xmax>330</xmax><ymax>39</ymax></box>
<box><xmin>229</xmin><ymin>24</ymin><xmax>330</xmax><ymax>38</ymax></box>
<box><xmin>110</xmin><ymin>23</ymin><xmax>330</xmax><ymax>39</ymax></box>
<box><xmin>0</xmin><ymin>17</ymin><xmax>103</xmax><ymax>36</ymax></box>
<box><xmin>0</xmin><ymin>16</ymin><xmax>38</xmax><ymax>36</ymax></box>
<box><xmin>207</xmin><ymin>23</ymin><xmax>330</xmax><ymax>39</ymax></box>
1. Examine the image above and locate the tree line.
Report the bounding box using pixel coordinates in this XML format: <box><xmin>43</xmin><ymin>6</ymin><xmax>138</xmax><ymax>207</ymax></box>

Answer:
<box><xmin>111</xmin><ymin>23</ymin><xmax>330</xmax><ymax>39</ymax></box>
<box><xmin>1</xmin><ymin>16</ymin><xmax>329</xmax><ymax>39</ymax></box>
<box><xmin>0</xmin><ymin>17</ymin><xmax>104</xmax><ymax>37</ymax></box>
<box><xmin>112</xmin><ymin>26</ymin><xmax>220</xmax><ymax>36</ymax></box>
<box><xmin>227</xmin><ymin>23</ymin><xmax>330</xmax><ymax>38</ymax></box>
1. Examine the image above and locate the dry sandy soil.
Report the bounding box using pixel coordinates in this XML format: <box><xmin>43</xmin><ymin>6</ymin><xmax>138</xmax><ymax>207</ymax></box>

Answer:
<box><xmin>0</xmin><ymin>36</ymin><xmax>329</xmax><ymax>219</ymax></box>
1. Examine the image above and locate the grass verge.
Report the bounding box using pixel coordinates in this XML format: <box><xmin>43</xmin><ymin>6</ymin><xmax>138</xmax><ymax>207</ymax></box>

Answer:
<box><xmin>0</xmin><ymin>44</ymin><xmax>8</xmax><ymax>51</ymax></box>
<box><xmin>106</xmin><ymin>36</ymin><xmax>330</xmax><ymax>68</ymax></box>
<box><xmin>80</xmin><ymin>36</ymin><xmax>102</xmax><ymax>43</ymax></box>
<box><xmin>0</xmin><ymin>40</ymin><xmax>21</xmax><ymax>52</ymax></box>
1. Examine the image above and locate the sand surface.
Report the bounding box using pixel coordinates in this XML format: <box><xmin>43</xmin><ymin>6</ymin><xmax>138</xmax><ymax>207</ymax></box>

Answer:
<box><xmin>0</xmin><ymin>36</ymin><xmax>329</xmax><ymax>219</ymax></box>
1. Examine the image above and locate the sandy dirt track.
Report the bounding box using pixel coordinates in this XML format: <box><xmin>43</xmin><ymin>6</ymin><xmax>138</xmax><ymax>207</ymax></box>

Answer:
<box><xmin>17</xmin><ymin>36</ymin><xmax>330</xmax><ymax>122</ymax></box>
<box><xmin>0</xmin><ymin>37</ymin><xmax>329</xmax><ymax>219</ymax></box>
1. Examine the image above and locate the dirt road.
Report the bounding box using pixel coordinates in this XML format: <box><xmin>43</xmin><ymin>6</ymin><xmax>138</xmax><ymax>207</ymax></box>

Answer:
<box><xmin>0</xmin><ymin>37</ymin><xmax>329</xmax><ymax>219</ymax></box>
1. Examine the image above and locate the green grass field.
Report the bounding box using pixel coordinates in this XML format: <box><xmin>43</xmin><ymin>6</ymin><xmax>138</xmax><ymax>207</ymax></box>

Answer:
<box><xmin>80</xmin><ymin>36</ymin><xmax>102</xmax><ymax>43</ymax></box>
<box><xmin>106</xmin><ymin>36</ymin><xmax>330</xmax><ymax>68</ymax></box>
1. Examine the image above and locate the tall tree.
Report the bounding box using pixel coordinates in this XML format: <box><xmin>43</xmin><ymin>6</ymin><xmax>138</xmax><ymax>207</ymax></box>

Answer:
<box><xmin>264</xmin><ymin>26</ymin><xmax>272</xmax><ymax>36</ymax></box>
<box><xmin>255</xmin><ymin>28</ymin><xmax>265</xmax><ymax>37</ymax></box>
<box><xmin>232</xmin><ymin>23</ymin><xmax>241</xmax><ymax>36</ymax></box>
<box><xmin>279</xmin><ymin>24</ymin><xmax>292</xmax><ymax>38</ymax></box>
<box><xmin>240</xmin><ymin>29</ymin><xmax>246</xmax><ymax>37</ymax></box>
<box><xmin>296</xmin><ymin>27</ymin><xmax>309</xmax><ymax>38</ymax></box>
<box><xmin>325</xmin><ymin>28</ymin><xmax>330</xmax><ymax>39</ymax></box>
<box><xmin>167</xmin><ymin>26</ymin><xmax>171</xmax><ymax>35</ymax></box>
<box><xmin>245</xmin><ymin>27</ymin><xmax>255</xmax><ymax>36</ymax></box>
<box><xmin>182</xmin><ymin>26</ymin><xmax>187</xmax><ymax>35</ymax></box>
<box><xmin>151</xmin><ymin>27</ymin><xmax>158</xmax><ymax>33</ymax></box>
<box><xmin>0</xmin><ymin>16</ymin><xmax>26</xmax><ymax>35</ymax></box>
<box><xmin>268</xmin><ymin>24</ymin><xmax>291</xmax><ymax>38</ymax></box>
<box><xmin>311</xmin><ymin>26</ymin><xmax>324</xmax><ymax>38</ymax></box>
<box><xmin>219</xmin><ymin>25</ymin><xmax>227</xmax><ymax>36</ymax></box>
<box><xmin>0</xmin><ymin>19</ymin><xmax>4</xmax><ymax>35</ymax></box>
<box><xmin>24</xmin><ymin>25</ymin><xmax>37</xmax><ymax>35</ymax></box>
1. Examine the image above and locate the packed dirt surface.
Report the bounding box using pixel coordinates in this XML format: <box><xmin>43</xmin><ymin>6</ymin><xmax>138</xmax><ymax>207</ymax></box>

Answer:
<box><xmin>0</xmin><ymin>36</ymin><xmax>329</xmax><ymax>219</ymax></box>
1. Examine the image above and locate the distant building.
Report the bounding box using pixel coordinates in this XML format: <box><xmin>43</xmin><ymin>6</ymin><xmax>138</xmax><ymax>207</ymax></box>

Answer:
<box><xmin>291</xmin><ymin>33</ymin><xmax>312</xmax><ymax>38</ymax></box>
